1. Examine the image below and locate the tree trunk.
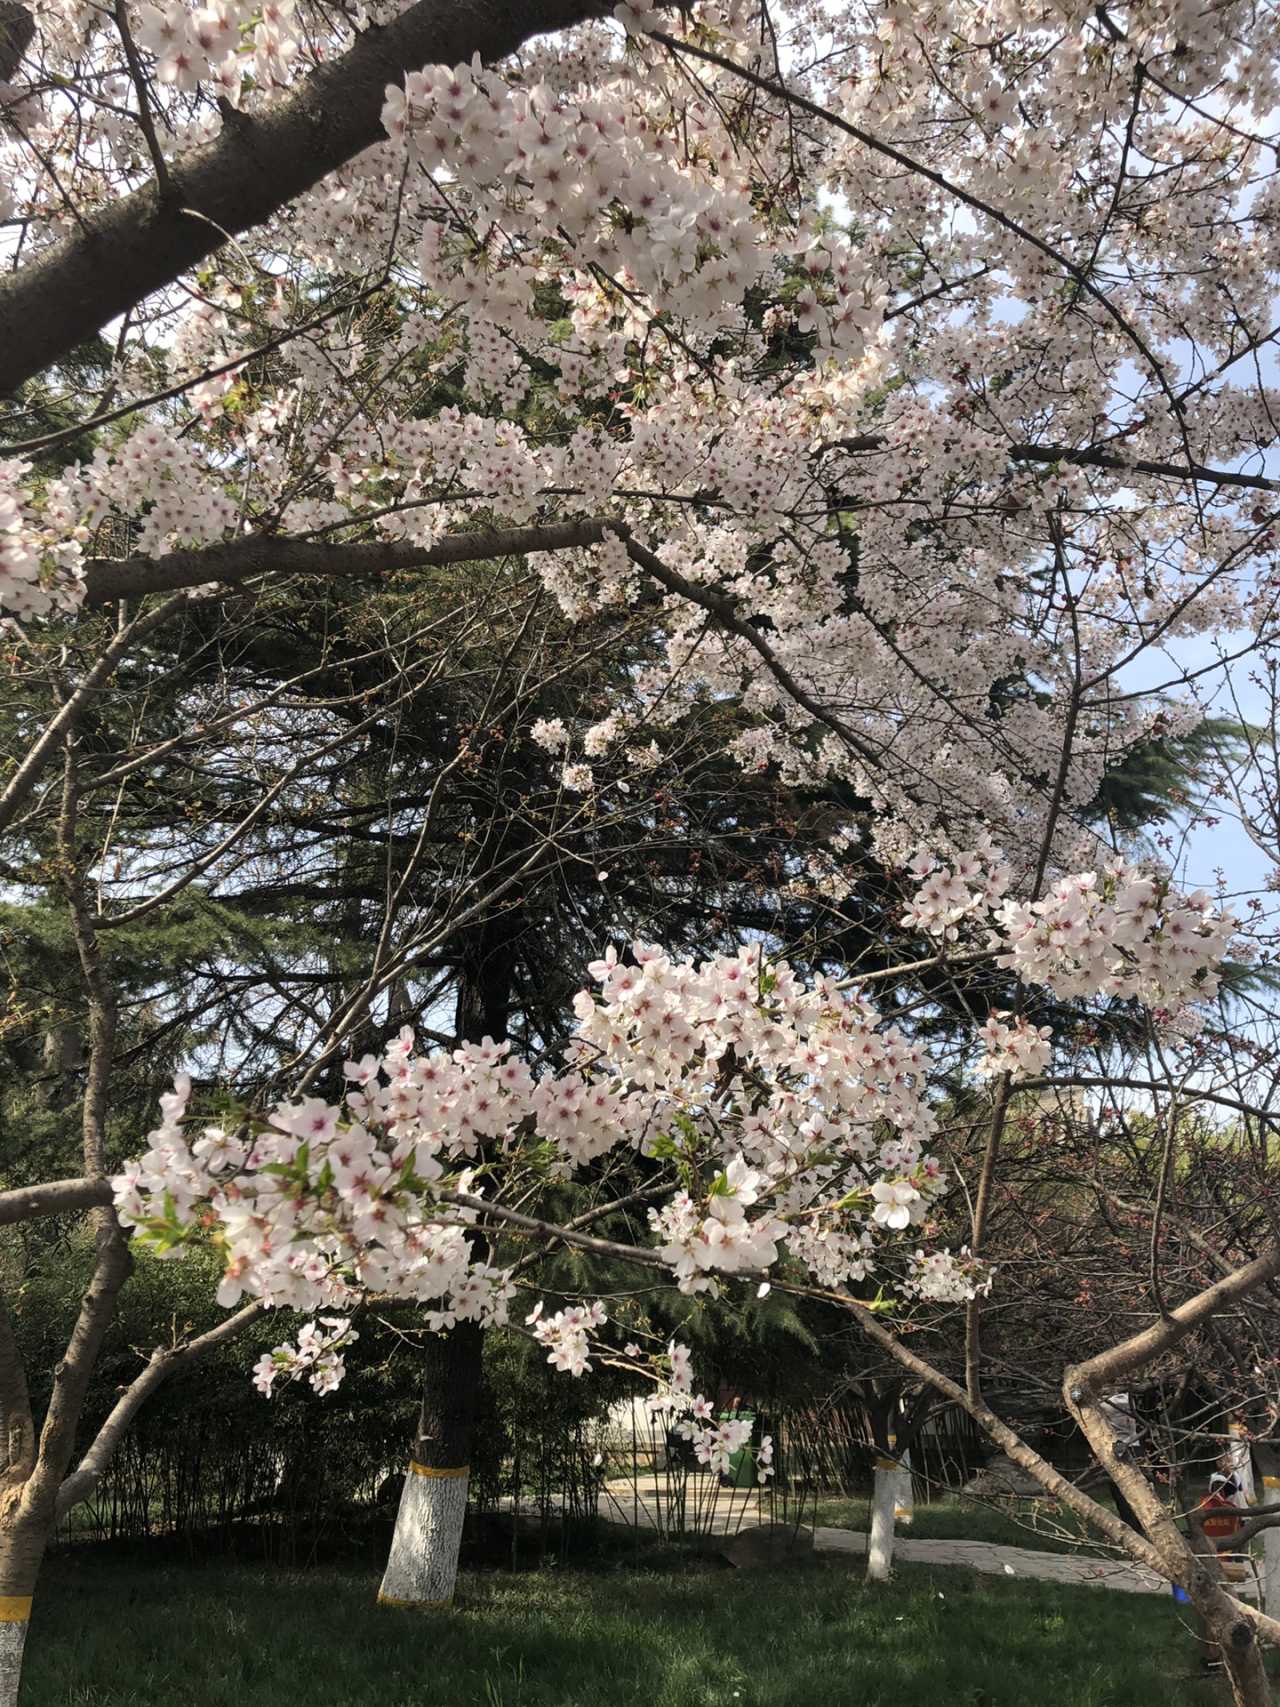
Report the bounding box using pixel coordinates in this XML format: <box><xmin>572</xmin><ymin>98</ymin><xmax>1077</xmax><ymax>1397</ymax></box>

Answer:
<box><xmin>1229</xmin><ymin>1421</ymin><xmax>1258</xmax><ymax>1504</ymax></box>
<box><xmin>1069</xmin><ymin>1379</ymin><xmax>1270</xmax><ymax>1706</ymax></box>
<box><xmin>378</xmin><ymin>1322</ymin><xmax>484</xmax><ymax>1609</ymax></box>
<box><xmin>866</xmin><ymin>1461</ymin><xmax>897</xmax><ymax>1582</ymax></box>
<box><xmin>376</xmin><ymin>786</ymin><xmax>521</xmax><ymax>1611</ymax></box>
<box><xmin>0</xmin><ymin>1510</ymin><xmax>48</xmax><ymax>1707</ymax></box>
<box><xmin>1193</xmin><ymin>1570</ymin><xmax>1273</xmax><ymax>1707</ymax></box>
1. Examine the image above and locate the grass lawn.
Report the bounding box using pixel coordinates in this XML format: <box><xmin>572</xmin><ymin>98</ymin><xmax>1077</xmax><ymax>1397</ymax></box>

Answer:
<box><xmin>23</xmin><ymin>1543</ymin><xmax>1222</xmax><ymax>1707</ymax></box>
<box><xmin>807</xmin><ymin>1491</ymin><xmax>1122</xmax><ymax>1556</ymax></box>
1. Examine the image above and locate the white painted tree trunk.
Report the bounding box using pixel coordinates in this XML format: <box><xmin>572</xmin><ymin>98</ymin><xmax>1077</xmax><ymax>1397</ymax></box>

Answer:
<box><xmin>0</xmin><ymin>1604</ymin><xmax>29</xmax><ymax>1707</ymax></box>
<box><xmin>893</xmin><ymin>1447</ymin><xmax>914</xmax><ymax>1526</ymax></box>
<box><xmin>377</xmin><ymin>1463</ymin><xmax>469</xmax><ymax>1609</ymax></box>
<box><xmin>1229</xmin><ymin>1422</ymin><xmax>1257</xmax><ymax>1504</ymax></box>
<box><xmin>866</xmin><ymin>1462</ymin><xmax>897</xmax><ymax>1582</ymax></box>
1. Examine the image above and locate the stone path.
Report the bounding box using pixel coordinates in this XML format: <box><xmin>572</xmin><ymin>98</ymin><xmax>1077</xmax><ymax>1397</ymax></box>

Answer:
<box><xmin>594</xmin><ymin>1477</ymin><xmax>1262</xmax><ymax>1600</ymax></box>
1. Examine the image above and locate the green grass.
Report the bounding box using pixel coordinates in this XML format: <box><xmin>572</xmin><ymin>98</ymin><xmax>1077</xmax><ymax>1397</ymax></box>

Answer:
<box><xmin>806</xmin><ymin>1491</ymin><xmax>1121</xmax><ymax>1556</ymax></box>
<box><xmin>22</xmin><ymin>1545</ymin><xmax>1221</xmax><ymax>1707</ymax></box>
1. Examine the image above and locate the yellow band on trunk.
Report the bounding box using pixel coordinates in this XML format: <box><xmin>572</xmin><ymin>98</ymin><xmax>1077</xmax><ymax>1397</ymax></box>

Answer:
<box><xmin>378</xmin><ymin>1592</ymin><xmax>452</xmax><ymax>1609</ymax></box>
<box><xmin>1264</xmin><ymin>1475</ymin><xmax>1280</xmax><ymax>1489</ymax></box>
<box><xmin>407</xmin><ymin>1461</ymin><xmax>469</xmax><ymax>1479</ymax></box>
<box><xmin>875</xmin><ymin>1457</ymin><xmax>898</xmax><ymax>1471</ymax></box>
<box><xmin>0</xmin><ymin>1597</ymin><xmax>31</xmax><ymax>1622</ymax></box>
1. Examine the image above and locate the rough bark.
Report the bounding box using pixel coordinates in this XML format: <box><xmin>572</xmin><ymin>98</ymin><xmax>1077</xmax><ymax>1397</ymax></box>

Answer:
<box><xmin>0</xmin><ymin>0</ymin><xmax>610</xmax><ymax>393</ymax></box>
<box><xmin>0</xmin><ymin>1178</ymin><xmax>111</xmax><ymax>1228</ymax></box>
<box><xmin>378</xmin><ymin>1462</ymin><xmax>473</xmax><ymax>1609</ymax></box>
<box><xmin>1067</xmin><ymin>1382</ymin><xmax>1270</xmax><ymax>1707</ymax></box>
<box><xmin>378</xmin><ymin>1322</ymin><xmax>485</xmax><ymax>1609</ymax></box>
<box><xmin>0</xmin><ymin>1619</ymin><xmax>27</xmax><ymax>1707</ymax></box>
<box><xmin>1194</xmin><ymin>1544</ymin><xmax>1274</xmax><ymax>1707</ymax></box>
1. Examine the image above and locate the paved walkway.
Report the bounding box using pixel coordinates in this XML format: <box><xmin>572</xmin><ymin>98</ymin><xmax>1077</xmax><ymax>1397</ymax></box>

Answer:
<box><xmin>594</xmin><ymin>1477</ymin><xmax>1261</xmax><ymax>1600</ymax></box>
<box><xmin>809</xmin><ymin>1525</ymin><xmax>1176</xmax><ymax>1595</ymax></box>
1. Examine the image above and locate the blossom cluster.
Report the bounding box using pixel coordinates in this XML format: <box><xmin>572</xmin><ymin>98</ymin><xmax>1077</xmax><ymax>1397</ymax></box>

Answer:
<box><xmin>131</xmin><ymin>0</ymin><xmax>299</xmax><ymax>101</ymax></box>
<box><xmin>901</xmin><ymin>845</ymin><xmax>1012</xmax><ymax>941</ymax></box>
<box><xmin>901</xmin><ymin>855</ymin><xmax>1236</xmax><ymax>1023</ymax></box>
<box><xmin>649</xmin><ymin>1173</ymin><xmax>784</xmax><ymax>1295</ymax></box>
<box><xmin>901</xmin><ymin>1248</ymin><xmax>993</xmax><ymax>1306</ymax></box>
<box><xmin>378</xmin><ymin>56</ymin><xmax>876</xmax><ymax>362</ymax></box>
<box><xmin>527</xmin><ymin>1305</ymin><xmax>768</xmax><ymax>1480</ymax></box>
<box><xmin>252</xmin><ymin>1316</ymin><xmax>357</xmax><ymax>1397</ymax></box>
<box><xmin>648</xmin><ymin>1340</ymin><xmax>773</xmax><ymax>1482</ymax></box>
<box><xmin>0</xmin><ymin>459</ymin><xmax>85</xmax><ymax>618</ymax></box>
<box><xmin>114</xmin><ymin>1054</ymin><xmax>518</xmax><ymax>1332</ymax></box>
<box><xmin>975</xmin><ymin>1013</ymin><xmax>1053</xmax><ymax>1083</ymax></box>
<box><xmin>527</xmin><ymin>1299</ymin><xmax>608</xmax><ymax>1377</ymax></box>
<box><xmin>113</xmin><ymin>942</ymin><xmax>976</xmax><ymax>1368</ymax></box>
<box><xmin>677</xmin><ymin>1411</ymin><xmax>754</xmax><ymax>1477</ymax></box>
<box><xmin>995</xmin><ymin>868</ymin><xmax>1237</xmax><ymax>1011</ymax></box>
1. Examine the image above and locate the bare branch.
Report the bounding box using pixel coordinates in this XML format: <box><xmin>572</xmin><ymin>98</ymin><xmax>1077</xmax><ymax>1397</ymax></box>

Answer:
<box><xmin>55</xmin><ymin>1301</ymin><xmax>267</xmax><ymax>1519</ymax></box>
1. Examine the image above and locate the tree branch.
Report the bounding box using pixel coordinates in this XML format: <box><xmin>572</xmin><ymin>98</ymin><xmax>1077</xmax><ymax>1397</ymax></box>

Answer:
<box><xmin>1068</xmin><ymin>1242</ymin><xmax>1280</xmax><ymax>1395</ymax></box>
<box><xmin>54</xmin><ymin>1301</ymin><xmax>266</xmax><ymax>1519</ymax></box>
<box><xmin>81</xmin><ymin>522</ymin><xmax>612</xmax><ymax>605</ymax></box>
<box><xmin>0</xmin><ymin>1177</ymin><xmax>112</xmax><ymax>1227</ymax></box>
<box><xmin>0</xmin><ymin>592</ymin><xmax>190</xmax><ymax>838</ymax></box>
<box><xmin>0</xmin><ymin>0</ymin><xmax>610</xmax><ymax>393</ymax></box>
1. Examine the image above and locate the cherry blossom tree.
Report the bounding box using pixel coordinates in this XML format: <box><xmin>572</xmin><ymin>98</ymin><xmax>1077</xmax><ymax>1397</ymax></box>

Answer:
<box><xmin>4</xmin><ymin>0</ymin><xmax>1280</xmax><ymax>1701</ymax></box>
<box><xmin>108</xmin><ymin>906</ymin><xmax>1279</xmax><ymax>1699</ymax></box>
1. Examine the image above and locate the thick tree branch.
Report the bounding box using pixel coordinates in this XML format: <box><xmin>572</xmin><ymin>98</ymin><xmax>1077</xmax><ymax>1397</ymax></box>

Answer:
<box><xmin>0</xmin><ymin>0</ymin><xmax>610</xmax><ymax>394</ymax></box>
<box><xmin>81</xmin><ymin>522</ymin><xmax>612</xmax><ymax>604</ymax></box>
<box><xmin>824</xmin><ymin>433</ymin><xmax>1280</xmax><ymax>498</ymax></box>
<box><xmin>1068</xmin><ymin>1383</ymin><xmax>1271</xmax><ymax>1699</ymax></box>
<box><xmin>0</xmin><ymin>1177</ymin><xmax>112</xmax><ymax>1227</ymax></box>
<box><xmin>1007</xmin><ymin>441</ymin><xmax>1280</xmax><ymax>496</ymax></box>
